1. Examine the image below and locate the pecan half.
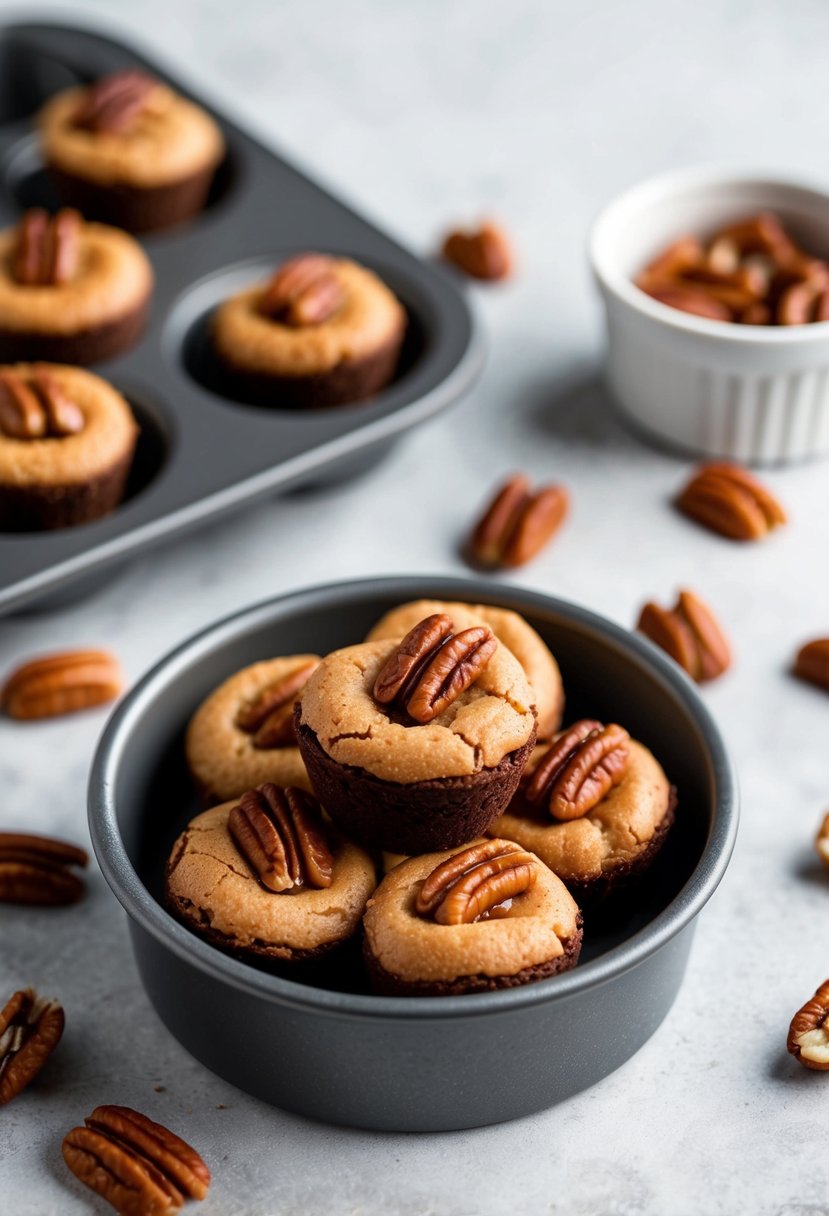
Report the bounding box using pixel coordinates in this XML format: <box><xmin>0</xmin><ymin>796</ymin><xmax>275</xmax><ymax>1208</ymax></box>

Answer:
<box><xmin>260</xmin><ymin>254</ymin><xmax>344</xmax><ymax>326</ymax></box>
<box><xmin>644</xmin><ymin>284</ymin><xmax>733</xmax><ymax>321</ymax></box>
<box><xmin>235</xmin><ymin>660</ymin><xmax>318</xmax><ymax>749</ymax></box>
<box><xmin>62</xmin><ymin>1104</ymin><xmax>210</xmax><ymax>1214</ymax></box>
<box><xmin>0</xmin><ymin>367</ymin><xmax>84</xmax><ymax>439</ymax></box>
<box><xmin>0</xmin><ymin>831</ymin><xmax>88</xmax><ymax>905</ymax></box>
<box><xmin>74</xmin><ymin>70</ymin><xmax>158</xmax><ymax>133</ymax></box>
<box><xmin>794</xmin><ymin>639</ymin><xmax>829</xmax><ymax>692</ymax></box>
<box><xmin>1</xmin><ymin>649</ymin><xmax>122</xmax><ymax>720</ymax></box>
<box><xmin>373</xmin><ymin>613</ymin><xmax>497</xmax><ymax>724</ymax></box>
<box><xmin>675</xmin><ymin>462</ymin><xmax>786</xmax><ymax>541</ymax></box>
<box><xmin>788</xmin><ymin>980</ymin><xmax>829</xmax><ymax>1071</ymax></box>
<box><xmin>442</xmin><ymin>221</ymin><xmax>513</xmax><ymax>281</ymax></box>
<box><xmin>815</xmin><ymin>812</ymin><xmax>829</xmax><ymax>869</ymax></box>
<box><xmin>0</xmin><ymin>988</ymin><xmax>64</xmax><ymax>1105</ymax></box>
<box><xmin>228</xmin><ymin>784</ymin><xmax>333</xmax><ymax>893</ymax></box>
<box><xmin>525</xmin><ymin>720</ymin><xmax>630</xmax><ymax>820</ymax></box>
<box><xmin>416</xmin><ymin>839</ymin><xmax>537</xmax><ymax>924</ymax></box>
<box><xmin>637</xmin><ymin>589</ymin><xmax>731</xmax><ymax>683</ymax></box>
<box><xmin>468</xmin><ymin>473</ymin><xmax>569</xmax><ymax>568</ymax></box>
<box><xmin>13</xmin><ymin>208</ymin><xmax>81</xmax><ymax>286</ymax></box>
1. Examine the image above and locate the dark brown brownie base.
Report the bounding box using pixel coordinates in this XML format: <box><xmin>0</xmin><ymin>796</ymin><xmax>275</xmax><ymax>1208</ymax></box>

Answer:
<box><xmin>0</xmin><ymin>295</ymin><xmax>150</xmax><ymax>366</ymax></box>
<box><xmin>215</xmin><ymin>327</ymin><xmax>405</xmax><ymax>409</ymax></box>
<box><xmin>296</xmin><ymin>712</ymin><xmax>537</xmax><ymax>855</ymax></box>
<box><xmin>364</xmin><ymin>918</ymin><xmax>583</xmax><ymax>996</ymax></box>
<box><xmin>47</xmin><ymin>164</ymin><xmax>218</xmax><ymax>233</ymax></box>
<box><xmin>0</xmin><ymin>445</ymin><xmax>136</xmax><ymax>531</ymax></box>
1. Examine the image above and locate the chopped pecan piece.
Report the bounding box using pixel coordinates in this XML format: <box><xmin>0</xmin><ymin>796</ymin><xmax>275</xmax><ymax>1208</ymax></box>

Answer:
<box><xmin>260</xmin><ymin>254</ymin><xmax>345</xmax><ymax>326</ymax></box>
<box><xmin>815</xmin><ymin>812</ymin><xmax>829</xmax><ymax>869</ymax></box>
<box><xmin>525</xmin><ymin>720</ymin><xmax>630</xmax><ymax>819</ymax></box>
<box><xmin>74</xmin><ymin>69</ymin><xmax>158</xmax><ymax>133</ymax></box>
<box><xmin>13</xmin><ymin>208</ymin><xmax>81</xmax><ymax>286</ymax></box>
<box><xmin>468</xmin><ymin>473</ymin><xmax>569</xmax><ymax>568</ymax></box>
<box><xmin>373</xmin><ymin>613</ymin><xmax>497</xmax><ymax>724</ymax></box>
<box><xmin>442</xmin><ymin>221</ymin><xmax>513</xmax><ymax>281</ymax></box>
<box><xmin>0</xmin><ymin>831</ymin><xmax>88</xmax><ymax>905</ymax></box>
<box><xmin>0</xmin><ymin>988</ymin><xmax>64</xmax><ymax>1105</ymax></box>
<box><xmin>1</xmin><ymin>649</ymin><xmax>122</xmax><ymax>719</ymax></box>
<box><xmin>416</xmin><ymin>839</ymin><xmax>537</xmax><ymax>924</ymax></box>
<box><xmin>235</xmin><ymin>661</ymin><xmax>318</xmax><ymax>749</ymax></box>
<box><xmin>62</xmin><ymin>1104</ymin><xmax>210</xmax><ymax>1214</ymax></box>
<box><xmin>794</xmin><ymin>638</ymin><xmax>829</xmax><ymax>693</ymax></box>
<box><xmin>788</xmin><ymin>980</ymin><xmax>829</xmax><ymax>1071</ymax></box>
<box><xmin>228</xmin><ymin>784</ymin><xmax>334</xmax><ymax>893</ymax></box>
<box><xmin>675</xmin><ymin>462</ymin><xmax>786</xmax><ymax>541</ymax></box>
<box><xmin>0</xmin><ymin>368</ymin><xmax>84</xmax><ymax>440</ymax></box>
<box><xmin>637</xmin><ymin>589</ymin><xmax>731</xmax><ymax>683</ymax></box>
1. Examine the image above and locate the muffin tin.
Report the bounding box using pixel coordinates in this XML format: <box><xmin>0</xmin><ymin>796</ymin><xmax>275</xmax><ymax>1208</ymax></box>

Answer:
<box><xmin>0</xmin><ymin>21</ymin><xmax>482</xmax><ymax>615</ymax></box>
<box><xmin>88</xmin><ymin>576</ymin><xmax>738</xmax><ymax>1132</ymax></box>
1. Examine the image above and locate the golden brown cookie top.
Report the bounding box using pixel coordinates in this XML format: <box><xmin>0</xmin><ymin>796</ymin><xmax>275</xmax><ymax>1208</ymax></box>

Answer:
<box><xmin>490</xmin><ymin>735</ymin><xmax>671</xmax><ymax>882</ymax></box>
<box><xmin>298</xmin><ymin>637</ymin><xmax>537</xmax><ymax>784</ymax></box>
<box><xmin>0</xmin><ymin>364</ymin><xmax>137</xmax><ymax>487</ymax></box>
<box><xmin>39</xmin><ymin>79</ymin><xmax>225</xmax><ymax>189</ymax></box>
<box><xmin>166</xmin><ymin>798</ymin><xmax>376</xmax><ymax>955</ymax></box>
<box><xmin>211</xmin><ymin>258</ymin><xmax>406</xmax><ymax>378</ymax></box>
<box><xmin>363</xmin><ymin>842</ymin><xmax>579</xmax><ymax>983</ymax></box>
<box><xmin>367</xmin><ymin>599</ymin><xmax>563</xmax><ymax>740</ymax></box>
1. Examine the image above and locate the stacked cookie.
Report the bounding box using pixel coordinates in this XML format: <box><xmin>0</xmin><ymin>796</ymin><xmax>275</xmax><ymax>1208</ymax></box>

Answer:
<box><xmin>168</xmin><ymin>598</ymin><xmax>676</xmax><ymax>997</ymax></box>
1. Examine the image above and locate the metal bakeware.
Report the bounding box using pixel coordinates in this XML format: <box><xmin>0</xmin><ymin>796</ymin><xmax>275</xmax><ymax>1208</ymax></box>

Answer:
<box><xmin>0</xmin><ymin>22</ymin><xmax>482</xmax><ymax>616</ymax></box>
<box><xmin>88</xmin><ymin>576</ymin><xmax>738</xmax><ymax>1133</ymax></box>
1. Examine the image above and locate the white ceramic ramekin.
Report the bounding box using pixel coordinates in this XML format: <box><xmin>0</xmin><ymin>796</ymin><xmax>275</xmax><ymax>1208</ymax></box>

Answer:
<box><xmin>590</xmin><ymin>168</ymin><xmax>829</xmax><ymax>464</ymax></box>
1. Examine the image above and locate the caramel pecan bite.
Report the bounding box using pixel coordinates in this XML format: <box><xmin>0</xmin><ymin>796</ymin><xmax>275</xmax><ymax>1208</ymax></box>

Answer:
<box><xmin>416</xmin><ymin>839</ymin><xmax>537</xmax><ymax>924</ymax></box>
<box><xmin>63</xmin><ymin>1104</ymin><xmax>210</xmax><ymax>1214</ymax></box>
<box><xmin>74</xmin><ymin>69</ymin><xmax>158</xmax><ymax>133</ymax></box>
<box><xmin>788</xmin><ymin>980</ymin><xmax>829</xmax><ymax>1071</ymax></box>
<box><xmin>0</xmin><ymin>368</ymin><xmax>84</xmax><ymax>440</ymax></box>
<box><xmin>0</xmin><ymin>832</ymin><xmax>88</xmax><ymax>905</ymax></box>
<box><xmin>2</xmin><ymin>649</ymin><xmax>122</xmax><ymax>720</ymax></box>
<box><xmin>637</xmin><ymin>589</ymin><xmax>731</xmax><ymax>684</ymax></box>
<box><xmin>675</xmin><ymin>463</ymin><xmax>786</xmax><ymax>541</ymax></box>
<box><xmin>468</xmin><ymin>474</ymin><xmax>569</xmax><ymax>569</ymax></box>
<box><xmin>0</xmin><ymin>988</ymin><xmax>64</xmax><ymax>1105</ymax></box>
<box><xmin>794</xmin><ymin>639</ymin><xmax>829</xmax><ymax>693</ymax></box>
<box><xmin>525</xmin><ymin>720</ymin><xmax>629</xmax><ymax>820</ymax></box>
<box><xmin>235</xmin><ymin>660</ymin><xmax>319</xmax><ymax>749</ymax></box>
<box><xmin>229</xmin><ymin>784</ymin><xmax>334</xmax><ymax>893</ymax></box>
<box><xmin>13</xmin><ymin>208</ymin><xmax>81</xmax><ymax>286</ymax></box>
<box><xmin>260</xmin><ymin>254</ymin><xmax>345</xmax><ymax>326</ymax></box>
<box><xmin>373</xmin><ymin>613</ymin><xmax>497</xmax><ymax>724</ymax></box>
<box><xmin>442</xmin><ymin>221</ymin><xmax>513</xmax><ymax>281</ymax></box>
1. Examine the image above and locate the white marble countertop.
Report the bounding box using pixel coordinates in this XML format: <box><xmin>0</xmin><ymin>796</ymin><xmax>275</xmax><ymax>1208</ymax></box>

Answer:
<box><xmin>2</xmin><ymin>1</ymin><xmax>828</xmax><ymax>1212</ymax></box>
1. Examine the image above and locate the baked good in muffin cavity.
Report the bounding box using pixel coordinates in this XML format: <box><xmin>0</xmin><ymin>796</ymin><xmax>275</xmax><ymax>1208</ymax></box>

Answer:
<box><xmin>39</xmin><ymin>70</ymin><xmax>225</xmax><ymax>232</ymax></box>
<box><xmin>0</xmin><ymin>363</ymin><xmax>138</xmax><ymax>530</ymax></box>
<box><xmin>363</xmin><ymin>839</ymin><xmax>582</xmax><ymax>995</ymax></box>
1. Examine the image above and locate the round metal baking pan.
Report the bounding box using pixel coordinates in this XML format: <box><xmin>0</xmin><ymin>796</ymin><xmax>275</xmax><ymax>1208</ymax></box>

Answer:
<box><xmin>88</xmin><ymin>576</ymin><xmax>738</xmax><ymax>1132</ymax></box>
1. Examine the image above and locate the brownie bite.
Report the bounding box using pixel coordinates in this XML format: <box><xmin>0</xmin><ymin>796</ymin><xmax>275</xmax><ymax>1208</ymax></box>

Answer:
<box><xmin>39</xmin><ymin>70</ymin><xmax>225</xmax><ymax>232</ymax></box>
<box><xmin>0</xmin><ymin>363</ymin><xmax>138</xmax><ymax>530</ymax></box>
<box><xmin>211</xmin><ymin>253</ymin><xmax>407</xmax><ymax>407</ymax></box>
<box><xmin>0</xmin><ymin>209</ymin><xmax>152</xmax><ymax>364</ymax></box>
<box><xmin>166</xmin><ymin>784</ymin><xmax>377</xmax><ymax>963</ymax></box>
<box><xmin>363</xmin><ymin>839</ymin><xmax>582</xmax><ymax>996</ymax></box>
<box><xmin>295</xmin><ymin>613</ymin><xmax>538</xmax><ymax>854</ymax></box>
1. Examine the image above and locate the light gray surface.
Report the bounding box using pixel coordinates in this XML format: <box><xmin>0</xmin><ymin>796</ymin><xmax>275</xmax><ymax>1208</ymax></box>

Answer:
<box><xmin>0</xmin><ymin>1</ymin><xmax>825</xmax><ymax>1212</ymax></box>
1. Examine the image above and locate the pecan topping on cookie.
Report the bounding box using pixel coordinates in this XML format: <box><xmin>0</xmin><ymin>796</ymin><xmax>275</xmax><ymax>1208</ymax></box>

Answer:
<box><xmin>0</xmin><ymin>368</ymin><xmax>84</xmax><ymax>439</ymax></box>
<box><xmin>416</xmin><ymin>839</ymin><xmax>537</xmax><ymax>924</ymax></box>
<box><xmin>260</xmin><ymin>254</ymin><xmax>345</xmax><ymax>326</ymax></box>
<box><xmin>373</xmin><ymin>613</ymin><xmax>497</xmax><ymax>724</ymax></box>
<box><xmin>675</xmin><ymin>463</ymin><xmax>786</xmax><ymax>541</ymax></box>
<box><xmin>2</xmin><ymin>649</ymin><xmax>122</xmax><ymax>719</ymax></box>
<box><xmin>794</xmin><ymin>639</ymin><xmax>829</xmax><ymax>693</ymax></box>
<box><xmin>229</xmin><ymin>784</ymin><xmax>334</xmax><ymax>893</ymax></box>
<box><xmin>0</xmin><ymin>832</ymin><xmax>88</xmax><ymax>905</ymax></box>
<box><xmin>235</xmin><ymin>661</ymin><xmax>319</xmax><ymax>749</ymax></box>
<box><xmin>442</xmin><ymin>221</ymin><xmax>513</xmax><ymax>281</ymax></box>
<box><xmin>13</xmin><ymin>208</ymin><xmax>81</xmax><ymax>287</ymax></box>
<box><xmin>74</xmin><ymin>69</ymin><xmax>158</xmax><ymax>133</ymax></box>
<box><xmin>0</xmin><ymin>988</ymin><xmax>64</xmax><ymax>1106</ymax></box>
<box><xmin>62</xmin><ymin>1104</ymin><xmax>210</xmax><ymax>1213</ymax></box>
<box><xmin>788</xmin><ymin>980</ymin><xmax>829</xmax><ymax>1071</ymax></box>
<box><xmin>468</xmin><ymin>474</ymin><xmax>569</xmax><ymax>568</ymax></box>
<box><xmin>637</xmin><ymin>589</ymin><xmax>731</xmax><ymax>684</ymax></box>
<box><xmin>525</xmin><ymin>720</ymin><xmax>630</xmax><ymax>820</ymax></box>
